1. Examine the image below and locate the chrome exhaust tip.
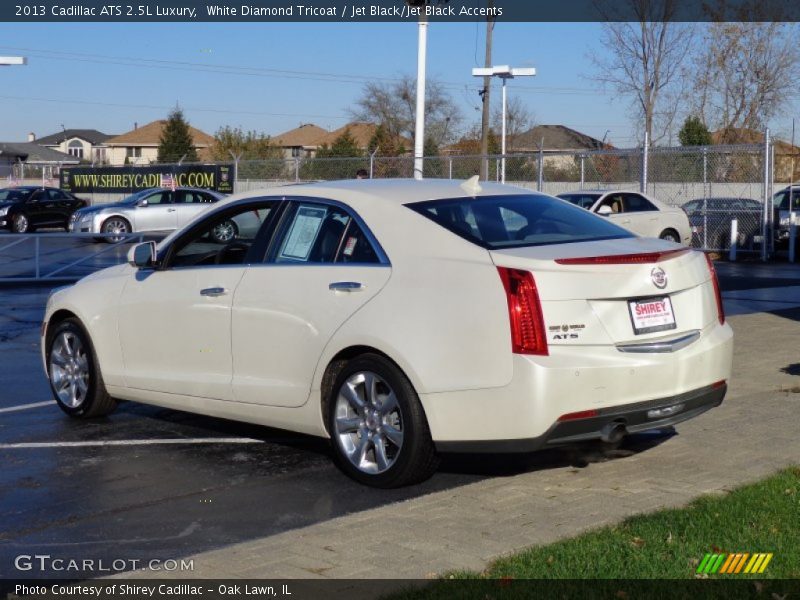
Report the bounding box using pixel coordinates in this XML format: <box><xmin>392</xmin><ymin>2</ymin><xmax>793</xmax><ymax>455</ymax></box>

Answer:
<box><xmin>600</xmin><ymin>421</ymin><xmax>627</xmax><ymax>444</ymax></box>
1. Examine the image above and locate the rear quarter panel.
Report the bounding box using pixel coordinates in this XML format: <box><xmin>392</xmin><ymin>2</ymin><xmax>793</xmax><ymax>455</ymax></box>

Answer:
<box><xmin>313</xmin><ymin>204</ymin><xmax>513</xmax><ymax>395</ymax></box>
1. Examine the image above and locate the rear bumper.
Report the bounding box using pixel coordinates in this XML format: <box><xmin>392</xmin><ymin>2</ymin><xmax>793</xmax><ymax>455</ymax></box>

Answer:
<box><xmin>436</xmin><ymin>382</ymin><xmax>725</xmax><ymax>453</ymax></box>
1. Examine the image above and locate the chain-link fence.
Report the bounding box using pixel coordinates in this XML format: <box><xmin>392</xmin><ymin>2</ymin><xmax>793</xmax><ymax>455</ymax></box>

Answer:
<box><xmin>3</xmin><ymin>129</ymin><xmax>788</xmax><ymax>258</ymax></box>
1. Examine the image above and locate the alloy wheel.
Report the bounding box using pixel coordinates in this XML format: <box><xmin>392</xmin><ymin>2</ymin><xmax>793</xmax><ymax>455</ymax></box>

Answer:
<box><xmin>13</xmin><ymin>214</ymin><xmax>28</xmax><ymax>233</ymax></box>
<box><xmin>333</xmin><ymin>371</ymin><xmax>404</xmax><ymax>474</ymax></box>
<box><xmin>211</xmin><ymin>220</ymin><xmax>236</xmax><ymax>243</ymax></box>
<box><xmin>49</xmin><ymin>331</ymin><xmax>90</xmax><ymax>408</ymax></box>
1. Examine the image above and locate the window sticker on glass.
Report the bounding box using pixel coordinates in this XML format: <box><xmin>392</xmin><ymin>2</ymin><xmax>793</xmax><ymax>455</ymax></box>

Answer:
<box><xmin>343</xmin><ymin>236</ymin><xmax>357</xmax><ymax>257</ymax></box>
<box><xmin>280</xmin><ymin>205</ymin><xmax>328</xmax><ymax>260</ymax></box>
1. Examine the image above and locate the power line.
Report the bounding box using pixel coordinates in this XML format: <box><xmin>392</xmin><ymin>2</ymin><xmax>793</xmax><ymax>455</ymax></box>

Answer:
<box><xmin>0</xmin><ymin>94</ymin><xmax>349</xmax><ymax>121</ymax></box>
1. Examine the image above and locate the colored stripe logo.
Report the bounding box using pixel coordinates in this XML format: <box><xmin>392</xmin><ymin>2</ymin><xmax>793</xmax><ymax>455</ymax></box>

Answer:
<box><xmin>696</xmin><ymin>553</ymin><xmax>773</xmax><ymax>574</ymax></box>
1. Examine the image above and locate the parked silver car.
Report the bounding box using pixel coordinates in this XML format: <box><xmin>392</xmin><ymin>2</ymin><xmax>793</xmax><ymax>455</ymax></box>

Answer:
<box><xmin>69</xmin><ymin>187</ymin><xmax>224</xmax><ymax>241</ymax></box>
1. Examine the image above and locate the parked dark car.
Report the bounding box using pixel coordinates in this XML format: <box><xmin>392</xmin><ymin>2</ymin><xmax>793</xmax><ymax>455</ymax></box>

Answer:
<box><xmin>772</xmin><ymin>185</ymin><xmax>800</xmax><ymax>247</ymax></box>
<box><xmin>682</xmin><ymin>197</ymin><xmax>763</xmax><ymax>250</ymax></box>
<box><xmin>0</xmin><ymin>186</ymin><xmax>88</xmax><ymax>233</ymax></box>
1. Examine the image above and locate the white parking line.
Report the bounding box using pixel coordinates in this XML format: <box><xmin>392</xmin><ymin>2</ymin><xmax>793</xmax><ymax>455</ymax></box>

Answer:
<box><xmin>0</xmin><ymin>438</ymin><xmax>263</xmax><ymax>449</ymax></box>
<box><xmin>0</xmin><ymin>401</ymin><xmax>54</xmax><ymax>414</ymax></box>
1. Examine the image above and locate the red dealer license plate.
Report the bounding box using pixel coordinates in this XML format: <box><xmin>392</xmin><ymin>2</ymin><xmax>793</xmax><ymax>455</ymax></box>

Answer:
<box><xmin>628</xmin><ymin>297</ymin><xmax>677</xmax><ymax>335</ymax></box>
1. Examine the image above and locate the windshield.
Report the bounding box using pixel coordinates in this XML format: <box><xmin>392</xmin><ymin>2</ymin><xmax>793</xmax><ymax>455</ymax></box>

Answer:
<box><xmin>0</xmin><ymin>189</ymin><xmax>30</xmax><ymax>203</ymax></box>
<box><xmin>556</xmin><ymin>193</ymin><xmax>601</xmax><ymax>210</ymax></box>
<box><xmin>773</xmin><ymin>190</ymin><xmax>800</xmax><ymax>211</ymax></box>
<box><xmin>408</xmin><ymin>193</ymin><xmax>634</xmax><ymax>250</ymax></box>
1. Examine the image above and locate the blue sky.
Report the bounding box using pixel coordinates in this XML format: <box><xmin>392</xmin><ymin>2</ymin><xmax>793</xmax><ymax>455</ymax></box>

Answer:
<box><xmin>0</xmin><ymin>22</ymin><xmax>795</xmax><ymax>148</ymax></box>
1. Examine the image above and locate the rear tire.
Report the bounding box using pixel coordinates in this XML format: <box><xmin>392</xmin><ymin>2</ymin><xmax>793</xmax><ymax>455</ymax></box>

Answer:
<box><xmin>210</xmin><ymin>219</ymin><xmax>238</xmax><ymax>244</ymax></box>
<box><xmin>328</xmin><ymin>353</ymin><xmax>439</xmax><ymax>488</ymax></box>
<box><xmin>659</xmin><ymin>229</ymin><xmax>680</xmax><ymax>243</ymax></box>
<box><xmin>47</xmin><ymin>318</ymin><xmax>117</xmax><ymax>418</ymax></box>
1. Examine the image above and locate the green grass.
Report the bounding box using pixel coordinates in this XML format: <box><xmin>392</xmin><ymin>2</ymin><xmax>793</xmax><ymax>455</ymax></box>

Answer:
<box><xmin>390</xmin><ymin>468</ymin><xmax>800</xmax><ymax>599</ymax></box>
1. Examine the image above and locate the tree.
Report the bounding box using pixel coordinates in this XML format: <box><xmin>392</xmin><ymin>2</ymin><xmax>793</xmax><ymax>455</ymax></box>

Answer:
<box><xmin>690</xmin><ymin>22</ymin><xmax>800</xmax><ymax>139</ymax></box>
<box><xmin>210</xmin><ymin>126</ymin><xmax>282</xmax><ymax>160</ymax></box>
<box><xmin>316</xmin><ymin>129</ymin><xmax>363</xmax><ymax>158</ymax></box>
<box><xmin>351</xmin><ymin>75</ymin><xmax>462</xmax><ymax>148</ymax></box>
<box><xmin>367</xmin><ymin>124</ymin><xmax>406</xmax><ymax>158</ymax></box>
<box><xmin>590</xmin><ymin>0</ymin><xmax>694</xmax><ymax>145</ymax></box>
<box><xmin>678</xmin><ymin>115</ymin><xmax>712</xmax><ymax>146</ymax></box>
<box><xmin>301</xmin><ymin>129</ymin><xmax>366</xmax><ymax>181</ymax></box>
<box><xmin>157</xmin><ymin>107</ymin><xmax>199</xmax><ymax>163</ymax></box>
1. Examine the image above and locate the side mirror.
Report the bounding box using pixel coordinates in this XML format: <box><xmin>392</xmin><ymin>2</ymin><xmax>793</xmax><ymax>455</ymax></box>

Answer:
<box><xmin>597</xmin><ymin>205</ymin><xmax>613</xmax><ymax>216</ymax></box>
<box><xmin>127</xmin><ymin>241</ymin><xmax>157</xmax><ymax>268</ymax></box>
<box><xmin>136</xmin><ymin>199</ymin><xmax>149</xmax><ymax>207</ymax></box>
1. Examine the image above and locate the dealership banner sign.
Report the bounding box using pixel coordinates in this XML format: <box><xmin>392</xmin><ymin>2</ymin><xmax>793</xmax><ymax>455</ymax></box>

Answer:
<box><xmin>60</xmin><ymin>164</ymin><xmax>234</xmax><ymax>194</ymax></box>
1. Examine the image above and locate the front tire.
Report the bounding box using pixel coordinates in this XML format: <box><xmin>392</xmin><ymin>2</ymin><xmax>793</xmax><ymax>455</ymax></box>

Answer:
<box><xmin>12</xmin><ymin>213</ymin><xmax>30</xmax><ymax>233</ymax></box>
<box><xmin>101</xmin><ymin>217</ymin><xmax>131</xmax><ymax>243</ymax></box>
<box><xmin>328</xmin><ymin>353</ymin><xmax>439</xmax><ymax>488</ymax></box>
<box><xmin>47</xmin><ymin>319</ymin><xmax>117</xmax><ymax>418</ymax></box>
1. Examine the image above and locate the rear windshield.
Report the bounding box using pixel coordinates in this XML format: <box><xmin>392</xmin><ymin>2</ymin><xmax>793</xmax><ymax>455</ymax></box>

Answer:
<box><xmin>557</xmin><ymin>193</ymin><xmax>601</xmax><ymax>210</ymax></box>
<box><xmin>0</xmin><ymin>189</ymin><xmax>29</xmax><ymax>202</ymax></box>
<box><xmin>408</xmin><ymin>193</ymin><xmax>634</xmax><ymax>249</ymax></box>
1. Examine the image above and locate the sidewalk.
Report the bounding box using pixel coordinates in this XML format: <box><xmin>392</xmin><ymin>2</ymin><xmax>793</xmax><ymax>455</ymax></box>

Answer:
<box><xmin>126</xmin><ymin>307</ymin><xmax>800</xmax><ymax>580</ymax></box>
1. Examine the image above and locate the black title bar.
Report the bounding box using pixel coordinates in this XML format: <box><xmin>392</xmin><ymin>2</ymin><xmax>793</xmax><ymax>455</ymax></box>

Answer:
<box><xmin>4</xmin><ymin>0</ymin><xmax>800</xmax><ymax>23</ymax></box>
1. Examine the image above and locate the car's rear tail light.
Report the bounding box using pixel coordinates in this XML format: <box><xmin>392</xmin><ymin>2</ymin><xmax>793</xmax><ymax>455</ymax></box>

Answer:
<box><xmin>555</xmin><ymin>248</ymin><xmax>690</xmax><ymax>265</ymax></box>
<box><xmin>704</xmin><ymin>253</ymin><xmax>725</xmax><ymax>325</ymax></box>
<box><xmin>497</xmin><ymin>267</ymin><xmax>548</xmax><ymax>356</ymax></box>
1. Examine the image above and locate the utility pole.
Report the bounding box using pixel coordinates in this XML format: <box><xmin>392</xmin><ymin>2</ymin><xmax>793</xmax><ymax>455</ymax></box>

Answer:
<box><xmin>479</xmin><ymin>1</ymin><xmax>495</xmax><ymax>181</ymax></box>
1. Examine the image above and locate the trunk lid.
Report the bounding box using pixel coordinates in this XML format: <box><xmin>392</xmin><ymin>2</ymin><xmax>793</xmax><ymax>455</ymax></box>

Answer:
<box><xmin>491</xmin><ymin>238</ymin><xmax>717</xmax><ymax>346</ymax></box>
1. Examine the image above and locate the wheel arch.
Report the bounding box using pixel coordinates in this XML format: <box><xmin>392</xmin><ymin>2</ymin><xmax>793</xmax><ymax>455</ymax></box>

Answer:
<box><xmin>101</xmin><ymin>214</ymin><xmax>132</xmax><ymax>231</ymax></box>
<box><xmin>317</xmin><ymin>344</ymin><xmax>422</xmax><ymax>436</ymax></box>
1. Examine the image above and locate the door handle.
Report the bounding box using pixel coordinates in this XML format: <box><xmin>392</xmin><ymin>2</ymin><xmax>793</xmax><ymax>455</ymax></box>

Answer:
<box><xmin>200</xmin><ymin>287</ymin><xmax>227</xmax><ymax>297</ymax></box>
<box><xmin>167</xmin><ymin>208</ymin><xmax>177</xmax><ymax>212</ymax></box>
<box><xmin>329</xmin><ymin>281</ymin><xmax>363</xmax><ymax>292</ymax></box>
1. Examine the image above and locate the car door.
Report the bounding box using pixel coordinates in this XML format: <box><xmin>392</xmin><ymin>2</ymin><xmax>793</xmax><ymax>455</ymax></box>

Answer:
<box><xmin>46</xmin><ymin>189</ymin><xmax>78</xmax><ymax>225</ymax></box>
<box><xmin>25</xmin><ymin>189</ymin><xmax>52</xmax><ymax>226</ymax></box>
<box><xmin>117</xmin><ymin>199</ymin><xmax>279</xmax><ymax>399</ymax></box>
<box><xmin>175</xmin><ymin>190</ymin><xmax>217</xmax><ymax>228</ymax></box>
<box><xmin>594</xmin><ymin>193</ymin><xmax>635</xmax><ymax>232</ymax></box>
<box><xmin>132</xmin><ymin>190</ymin><xmax>177</xmax><ymax>233</ymax></box>
<box><xmin>621</xmin><ymin>193</ymin><xmax>661</xmax><ymax>237</ymax></box>
<box><xmin>231</xmin><ymin>199</ymin><xmax>392</xmax><ymax>408</ymax></box>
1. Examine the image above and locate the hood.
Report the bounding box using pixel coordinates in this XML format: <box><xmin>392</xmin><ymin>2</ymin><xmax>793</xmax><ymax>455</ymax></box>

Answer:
<box><xmin>0</xmin><ymin>201</ymin><xmax>17</xmax><ymax>210</ymax></box>
<box><xmin>75</xmin><ymin>200</ymin><xmax>135</xmax><ymax>215</ymax></box>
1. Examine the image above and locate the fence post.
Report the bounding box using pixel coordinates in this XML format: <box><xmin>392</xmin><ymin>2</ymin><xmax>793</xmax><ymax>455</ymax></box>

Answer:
<box><xmin>729</xmin><ymin>218</ymin><xmax>738</xmax><ymax>261</ymax></box>
<box><xmin>448</xmin><ymin>157</ymin><xmax>453</xmax><ymax>180</ymax></box>
<box><xmin>761</xmin><ymin>128</ymin><xmax>771</xmax><ymax>262</ymax></box>
<box><xmin>294</xmin><ymin>158</ymin><xmax>300</xmax><ymax>183</ymax></box>
<box><xmin>702</xmin><ymin>147</ymin><xmax>708</xmax><ymax>249</ymax></box>
<box><xmin>35</xmin><ymin>235</ymin><xmax>40</xmax><ymax>280</ymax></box>
<box><xmin>579</xmin><ymin>155</ymin><xmax>585</xmax><ymax>189</ymax></box>
<box><xmin>228</xmin><ymin>151</ymin><xmax>241</xmax><ymax>194</ymax></box>
<box><xmin>640</xmin><ymin>131</ymin><xmax>649</xmax><ymax>194</ymax></box>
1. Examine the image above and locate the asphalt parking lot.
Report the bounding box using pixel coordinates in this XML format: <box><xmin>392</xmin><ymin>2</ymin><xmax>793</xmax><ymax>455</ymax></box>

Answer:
<box><xmin>1</xmin><ymin>258</ymin><xmax>799</xmax><ymax>580</ymax></box>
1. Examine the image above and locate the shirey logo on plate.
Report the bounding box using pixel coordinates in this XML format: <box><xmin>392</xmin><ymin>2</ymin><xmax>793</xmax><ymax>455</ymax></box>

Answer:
<box><xmin>696</xmin><ymin>552</ymin><xmax>773</xmax><ymax>575</ymax></box>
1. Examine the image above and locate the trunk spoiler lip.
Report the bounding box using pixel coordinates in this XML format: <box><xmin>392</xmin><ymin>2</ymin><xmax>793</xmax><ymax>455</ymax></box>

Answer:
<box><xmin>553</xmin><ymin>248</ymin><xmax>692</xmax><ymax>265</ymax></box>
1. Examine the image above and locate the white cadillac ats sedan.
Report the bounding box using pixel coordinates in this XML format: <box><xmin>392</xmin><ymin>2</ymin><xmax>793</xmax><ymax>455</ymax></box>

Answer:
<box><xmin>42</xmin><ymin>179</ymin><xmax>733</xmax><ymax>487</ymax></box>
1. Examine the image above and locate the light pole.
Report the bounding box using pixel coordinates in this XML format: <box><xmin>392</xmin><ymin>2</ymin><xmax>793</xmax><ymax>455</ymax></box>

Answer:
<box><xmin>472</xmin><ymin>65</ymin><xmax>535</xmax><ymax>183</ymax></box>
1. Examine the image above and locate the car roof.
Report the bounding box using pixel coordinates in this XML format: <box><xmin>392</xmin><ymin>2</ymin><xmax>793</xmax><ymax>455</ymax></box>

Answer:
<box><xmin>216</xmin><ymin>178</ymin><xmax>532</xmax><ymax>209</ymax></box>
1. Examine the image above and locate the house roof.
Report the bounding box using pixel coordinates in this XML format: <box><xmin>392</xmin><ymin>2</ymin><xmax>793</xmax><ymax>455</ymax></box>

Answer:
<box><xmin>106</xmin><ymin>120</ymin><xmax>214</xmax><ymax>147</ymax></box>
<box><xmin>319</xmin><ymin>122</ymin><xmax>412</xmax><ymax>150</ymax></box>
<box><xmin>36</xmin><ymin>129</ymin><xmax>116</xmax><ymax>146</ymax></box>
<box><xmin>0</xmin><ymin>142</ymin><xmax>80</xmax><ymax>164</ymax></box>
<box><xmin>273</xmin><ymin>123</ymin><xmax>330</xmax><ymax>148</ymax></box>
<box><xmin>512</xmin><ymin>125</ymin><xmax>606</xmax><ymax>152</ymax></box>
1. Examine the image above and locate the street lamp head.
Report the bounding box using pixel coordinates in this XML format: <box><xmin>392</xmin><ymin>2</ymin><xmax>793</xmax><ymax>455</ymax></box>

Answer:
<box><xmin>472</xmin><ymin>65</ymin><xmax>536</xmax><ymax>79</ymax></box>
<box><xmin>0</xmin><ymin>56</ymin><xmax>27</xmax><ymax>66</ymax></box>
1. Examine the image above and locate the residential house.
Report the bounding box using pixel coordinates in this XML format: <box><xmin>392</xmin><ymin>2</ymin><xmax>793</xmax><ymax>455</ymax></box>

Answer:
<box><xmin>34</xmin><ymin>129</ymin><xmax>116</xmax><ymax>164</ymax></box>
<box><xmin>712</xmin><ymin>128</ymin><xmax>800</xmax><ymax>181</ymax></box>
<box><xmin>0</xmin><ymin>142</ymin><xmax>79</xmax><ymax>180</ymax></box>
<box><xmin>272</xmin><ymin>123</ymin><xmax>330</xmax><ymax>159</ymax></box>
<box><xmin>104</xmin><ymin>120</ymin><xmax>215</xmax><ymax>166</ymax></box>
<box><xmin>273</xmin><ymin>122</ymin><xmax>411</xmax><ymax>159</ymax></box>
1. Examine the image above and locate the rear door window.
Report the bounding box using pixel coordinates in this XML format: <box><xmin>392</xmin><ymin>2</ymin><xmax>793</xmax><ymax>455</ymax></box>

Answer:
<box><xmin>269</xmin><ymin>202</ymin><xmax>382</xmax><ymax>264</ymax></box>
<box><xmin>622</xmin><ymin>193</ymin><xmax>657</xmax><ymax>212</ymax></box>
<box><xmin>409</xmin><ymin>194</ymin><xmax>633</xmax><ymax>249</ymax></box>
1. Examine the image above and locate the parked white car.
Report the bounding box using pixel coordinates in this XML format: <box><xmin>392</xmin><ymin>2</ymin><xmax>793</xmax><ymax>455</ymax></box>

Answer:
<box><xmin>42</xmin><ymin>179</ymin><xmax>732</xmax><ymax>487</ymax></box>
<box><xmin>558</xmin><ymin>190</ymin><xmax>691</xmax><ymax>244</ymax></box>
